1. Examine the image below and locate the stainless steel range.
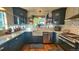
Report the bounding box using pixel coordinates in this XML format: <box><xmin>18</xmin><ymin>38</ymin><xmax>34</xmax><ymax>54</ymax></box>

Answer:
<box><xmin>58</xmin><ymin>33</ymin><xmax>79</xmax><ymax>51</ymax></box>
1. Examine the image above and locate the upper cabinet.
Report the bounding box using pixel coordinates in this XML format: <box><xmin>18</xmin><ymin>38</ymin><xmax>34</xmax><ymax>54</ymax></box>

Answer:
<box><xmin>65</xmin><ymin>7</ymin><xmax>79</xmax><ymax>19</ymax></box>
<box><xmin>52</xmin><ymin>8</ymin><xmax>66</xmax><ymax>25</ymax></box>
<box><xmin>12</xmin><ymin>7</ymin><xmax>28</xmax><ymax>24</ymax></box>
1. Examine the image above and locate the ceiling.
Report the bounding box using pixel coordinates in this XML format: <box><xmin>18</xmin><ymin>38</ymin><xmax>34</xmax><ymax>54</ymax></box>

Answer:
<box><xmin>21</xmin><ymin>7</ymin><xmax>60</xmax><ymax>17</ymax></box>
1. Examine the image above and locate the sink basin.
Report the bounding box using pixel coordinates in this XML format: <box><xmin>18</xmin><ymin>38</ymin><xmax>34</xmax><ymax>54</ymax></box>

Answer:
<box><xmin>32</xmin><ymin>31</ymin><xmax>43</xmax><ymax>36</ymax></box>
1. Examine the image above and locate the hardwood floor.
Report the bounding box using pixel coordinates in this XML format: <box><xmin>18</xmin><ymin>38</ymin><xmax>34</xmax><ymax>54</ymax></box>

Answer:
<box><xmin>21</xmin><ymin>32</ymin><xmax>63</xmax><ymax>51</ymax></box>
<box><xmin>21</xmin><ymin>43</ymin><xmax>63</xmax><ymax>51</ymax></box>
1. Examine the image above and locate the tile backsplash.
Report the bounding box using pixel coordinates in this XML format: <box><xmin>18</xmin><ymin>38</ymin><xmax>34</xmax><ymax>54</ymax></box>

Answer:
<box><xmin>62</xmin><ymin>18</ymin><xmax>79</xmax><ymax>35</ymax></box>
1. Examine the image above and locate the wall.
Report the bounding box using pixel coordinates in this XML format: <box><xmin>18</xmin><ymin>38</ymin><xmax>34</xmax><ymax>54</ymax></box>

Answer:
<box><xmin>0</xmin><ymin>7</ymin><xmax>14</xmax><ymax>36</ymax></box>
<box><xmin>28</xmin><ymin>11</ymin><xmax>48</xmax><ymax>17</ymax></box>
<box><xmin>26</xmin><ymin>7</ymin><xmax>60</xmax><ymax>18</ymax></box>
<box><xmin>4</xmin><ymin>7</ymin><xmax>14</xmax><ymax>26</ymax></box>
<box><xmin>61</xmin><ymin>7</ymin><xmax>79</xmax><ymax>35</ymax></box>
<box><xmin>62</xmin><ymin>18</ymin><xmax>79</xmax><ymax>35</ymax></box>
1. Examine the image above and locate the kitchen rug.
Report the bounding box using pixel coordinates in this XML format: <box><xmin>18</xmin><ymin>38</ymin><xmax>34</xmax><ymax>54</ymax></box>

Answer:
<box><xmin>30</xmin><ymin>44</ymin><xmax>44</xmax><ymax>48</ymax></box>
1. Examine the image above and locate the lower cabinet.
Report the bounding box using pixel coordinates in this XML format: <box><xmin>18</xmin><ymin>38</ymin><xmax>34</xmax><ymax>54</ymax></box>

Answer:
<box><xmin>0</xmin><ymin>42</ymin><xmax>11</xmax><ymax>51</ymax></box>
<box><xmin>10</xmin><ymin>36</ymin><xmax>24</xmax><ymax>51</ymax></box>
<box><xmin>0</xmin><ymin>32</ymin><xmax>43</xmax><ymax>51</ymax></box>
<box><xmin>0</xmin><ymin>34</ymin><xmax>25</xmax><ymax>51</ymax></box>
<box><xmin>32</xmin><ymin>36</ymin><xmax>43</xmax><ymax>43</ymax></box>
<box><xmin>50</xmin><ymin>32</ymin><xmax>57</xmax><ymax>43</ymax></box>
<box><xmin>23</xmin><ymin>32</ymin><xmax>32</xmax><ymax>43</ymax></box>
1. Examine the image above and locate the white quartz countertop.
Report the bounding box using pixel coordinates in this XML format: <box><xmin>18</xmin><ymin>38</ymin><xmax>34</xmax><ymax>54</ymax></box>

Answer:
<box><xmin>0</xmin><ymin>29</ymin><xmax>47</xmax><ymax>45</ymax></box>
<box><xmin>0</xmin><ymin>28</ymin><xmax>61</xmax><ymax>45</ymax></box>
<box><xmin>32</xmin><ymin>31</ymin><xmax>43</xmax><ymax>36</ymax></box>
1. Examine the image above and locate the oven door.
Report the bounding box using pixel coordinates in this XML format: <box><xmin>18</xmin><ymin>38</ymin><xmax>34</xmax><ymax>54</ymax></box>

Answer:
<box><xmin>58</xmin><ymin>37</ymin><xmax>76</xmax><ymax>51</ymax></box>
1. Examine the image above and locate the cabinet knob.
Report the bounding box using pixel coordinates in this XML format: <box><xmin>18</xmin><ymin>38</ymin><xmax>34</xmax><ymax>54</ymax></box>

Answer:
<box><xmin>0</xmin><ymin>47</ymin><xmax>4</xmax><ymax>51</ymax></box>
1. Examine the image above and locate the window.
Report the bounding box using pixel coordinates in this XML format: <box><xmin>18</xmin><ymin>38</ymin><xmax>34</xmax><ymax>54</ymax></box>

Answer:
<box><xmin>19</xmin><ymin>17</ymin><xmax>25</xmax><ymax>24</ymax></box>
<box><xmin>14</xmin><ymin>16</ymin><xmax>19</xmax><ymax>24</ymax></box>
<box><xmin>0</xmin><ymin>11</ymin><xmax>7</xmax><ymax>30</ymax></box>
<box><xmin>14</xmin><ymin>16</ymin><xmax>26</xmax><ymax>25</ymax></box>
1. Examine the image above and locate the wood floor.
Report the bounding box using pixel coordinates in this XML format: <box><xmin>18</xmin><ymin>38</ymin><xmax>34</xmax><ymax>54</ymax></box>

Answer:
<box><xmin>21</xmin><ymin>44</ymin><xmax>63</xmax><ymax>51</ymax></box>
<box><xmin>21</xmin><ymin>32</ymin><xmax>63</xmax><ymax>51</ymax></box>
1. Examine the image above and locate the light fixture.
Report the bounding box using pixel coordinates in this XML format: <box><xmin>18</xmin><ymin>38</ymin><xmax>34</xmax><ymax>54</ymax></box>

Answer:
<box><xmin>36</xmin><ymin>9</ymin><xmax>43</xmax><ymax>14</ymax></box>
<box><xmin>0</xmin><ymin>7</ymin><xmax>6</xmax><ymax>11</ymax></box>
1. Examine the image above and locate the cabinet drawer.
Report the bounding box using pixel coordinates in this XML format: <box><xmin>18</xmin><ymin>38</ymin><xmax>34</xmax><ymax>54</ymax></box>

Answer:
<box><xmin>32</xmin><ymin>36</ymin><xmax>43</xmax><ymax>43</ymax></box>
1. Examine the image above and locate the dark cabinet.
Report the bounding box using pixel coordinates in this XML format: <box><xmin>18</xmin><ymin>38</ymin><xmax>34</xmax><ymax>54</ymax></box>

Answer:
<box><xmin>0</xmin><ymin>33</ymin><xmax>25</xmax><ymax>51</ymax></box>
<box><xmin>0</xmin><ymin>40</ymin><xmax>18</xmax><ymax>51</ymax></box>
<box><xmin>32</xmin><ymin>36</ymin><xmax>43</xmax><ymax>43</ymax></box>
<box><xmin>11</xmin><ymin>36</ymin><xmax>24</xmax><ymax>50</ymax></box>
<box><xmin>23</xmin><ymin>32</ymin><xmax>43</xmax><ymax>44</ymax></box>
<box><xmin>0</xmin><ymin>32</ymin><xmax>43</xmax><ymax>51</ymax></box>
<box><xmin>52</xmin><ymin>8</ymin><xmax>66</xmax><ymax>25</ymax></box>
<box><xmin>0</xmin><ymin>42</ymin><xmax>10</xmax><ymax>51</ymax></box>
<box><xmin>12</xmin><ymin>7</ymin><xmax>27</xmax><ymax>24</ymax></box>
<box><xmin>23</xmin><ymin>32</ymin><xmax>32</xmax><ymax>43</ymax></box>
<box><xmin>50</xmin><ymin>32</ymin><xmax>57</xmax><ymax>43</ymax></box>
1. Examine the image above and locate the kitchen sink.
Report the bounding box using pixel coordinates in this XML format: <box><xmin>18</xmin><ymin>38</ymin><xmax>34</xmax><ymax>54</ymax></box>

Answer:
<box><xmin>32</xmin><ymin>31</ymin><xmax>43</xmax><ymax>36</ymax></box>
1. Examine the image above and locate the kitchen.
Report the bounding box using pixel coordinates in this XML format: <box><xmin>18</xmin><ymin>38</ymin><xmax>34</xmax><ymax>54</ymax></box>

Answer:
<box><xmin>0</xmin><ymin>7</ymin><xmax>79</xmax><ymax>51</ymax></box>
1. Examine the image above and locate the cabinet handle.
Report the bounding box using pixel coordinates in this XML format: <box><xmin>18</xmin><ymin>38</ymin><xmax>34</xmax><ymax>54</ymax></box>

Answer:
<box><xmin>0</xmin><ymin>47</ymin><xmax>4</xmax><ymax>51</ymax></box>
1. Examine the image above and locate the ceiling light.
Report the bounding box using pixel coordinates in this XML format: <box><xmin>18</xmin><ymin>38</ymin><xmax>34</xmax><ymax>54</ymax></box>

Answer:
<box><xmin>37</xmin><ymin>9</ymin><xmax>43</xmax><ymax>14</ymax></box>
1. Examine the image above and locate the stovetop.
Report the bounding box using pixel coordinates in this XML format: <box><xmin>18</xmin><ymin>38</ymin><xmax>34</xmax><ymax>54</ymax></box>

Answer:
<box><xmin>60</xmin><ymin>33</ymin><xmax>79</xmax><ymax>43</ymax></box>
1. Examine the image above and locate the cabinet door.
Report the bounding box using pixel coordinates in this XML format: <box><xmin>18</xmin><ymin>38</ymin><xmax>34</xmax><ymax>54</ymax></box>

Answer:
<box><xmin>32</xmin><ymin>36</ymin><xmax>38</xmax><ymax>43</ymax></box>
<box><xmin>32</xmin><ymin>36</ymin><xmax>43</xmax><ymax>43</ymax></box>
<box><xmin>50</xmin><ymin>32</ymin><xmax>57</xmax><ymax>43</ymax></box>
<box><xmin>8</xmin><ymin>39</ymin><xmax>19</xmax><ymax>51</ymax></box>
<box><xmin>11</xmin><ymin>36</ymin><xmax>24</xmax><ymax>51</ymax></box>
<box><xmin>0</xmin><ymin>39</ymin><xmax>16</xmax><ymax>51</ymax></box>
<box><xmin>52</xmin><ymin>8</ymin><xmax>66</xmax><ymax>25</ymax></box>
<box><xmin>13</xmin><ymin>7</ymin><xmax>27</xmax><ymax>24</ymax></box>
<box><xmin>10</xmin><ymin>38</ymin><xmax>22</xmax><ymax>50</ymax></box>
<box><xmin>23</xmin><ymin>32</ymin><xmax>32</xmax><ymax>43</ymax></box>
<box><xmin>0</xmin><ymin>42</ymin><xmax>10</xmax><ymax>51</ymax></box>
<box><xmin>0</xmin><ymin>36</ymin><xmax>24</xmax><ymax>51</ymax></box>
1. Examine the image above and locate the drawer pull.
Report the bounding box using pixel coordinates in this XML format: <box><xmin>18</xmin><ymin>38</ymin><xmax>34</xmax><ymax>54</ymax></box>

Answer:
<box><xmin>0</xmin><ymin>47</ymin><xmax>4</xmax><ymax>51</ymax></box>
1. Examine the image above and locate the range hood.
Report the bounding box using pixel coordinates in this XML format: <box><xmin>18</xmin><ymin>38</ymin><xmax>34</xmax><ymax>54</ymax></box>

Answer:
<box><xmin>68</xmin><ymin>14</ymin><xmax>79</xmax><ymax>19</ymax></box>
